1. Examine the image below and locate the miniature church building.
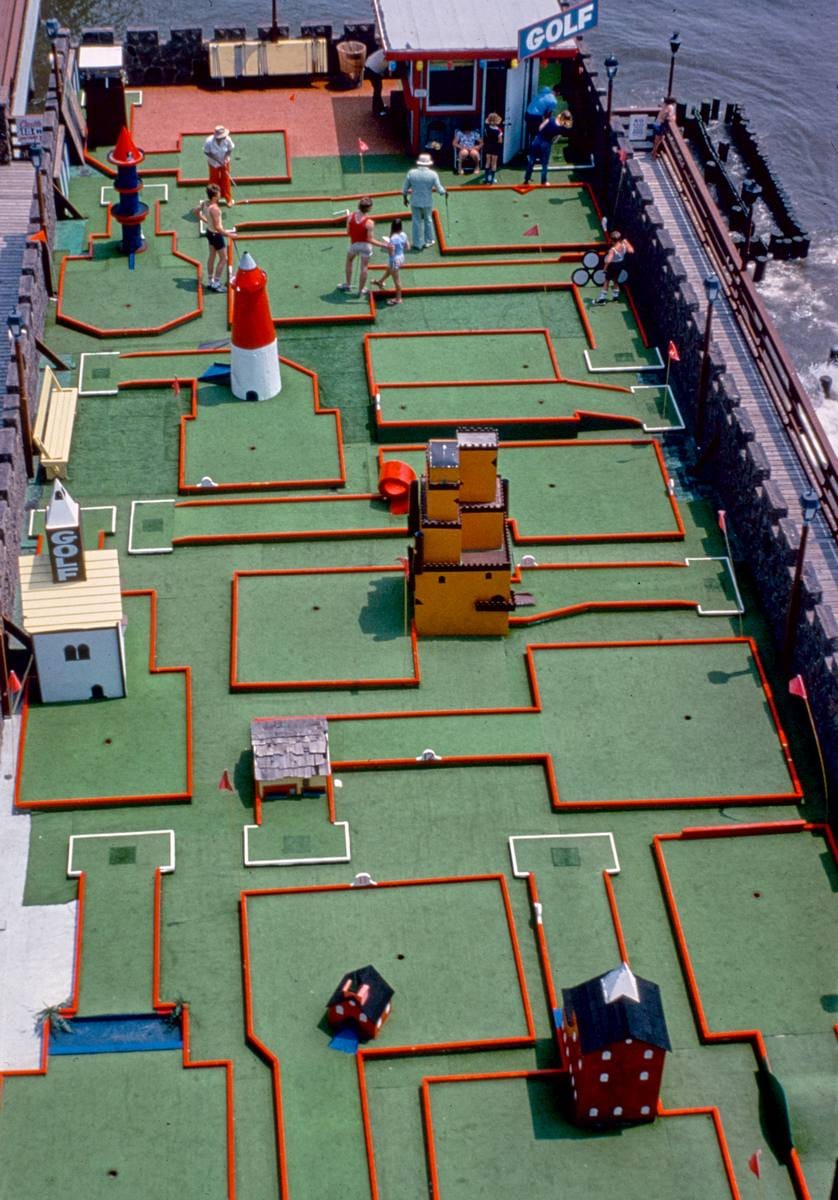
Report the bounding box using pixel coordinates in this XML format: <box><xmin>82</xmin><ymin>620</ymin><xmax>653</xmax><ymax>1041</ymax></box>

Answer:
<box><xmin>18</xmin><ymin>482</ymin><xmax>126</xmax><ymax>704</ymax></box>
<box><xmin>326</xmin><ymin>965</ymin><xmax>393</xmax><ymax>1042</ymax></box>
<box><xmin>560</xmin><ymin>962</ymin><xmax>670</xmax><ymax>1127</ymax></box>
<box><xmin>250</xmin><ymin>716</ymin><xmax>330</xmax><ymax>798</ymax></box>
<box><xmin>407</xmin><ymin>428</ymin><xmax>515</xmax><ymax>636</ymax></box>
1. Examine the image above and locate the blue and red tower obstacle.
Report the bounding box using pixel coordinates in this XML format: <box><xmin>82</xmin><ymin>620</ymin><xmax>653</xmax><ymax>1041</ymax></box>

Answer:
<box><xmin>107</xmin><ymin>126</ymin><xmax>149</xmax><ymax>257</ymax></box>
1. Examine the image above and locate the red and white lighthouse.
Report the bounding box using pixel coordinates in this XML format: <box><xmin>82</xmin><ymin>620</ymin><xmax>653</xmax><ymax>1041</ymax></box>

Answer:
<box><xmin>230</xmin><ymin>251</ymin><xmax>281</xmax><ymax>401</ymax></box>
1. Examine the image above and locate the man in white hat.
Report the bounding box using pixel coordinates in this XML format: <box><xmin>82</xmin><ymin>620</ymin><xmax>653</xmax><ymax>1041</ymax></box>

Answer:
<box><xmin>402</xmin><ymin>153</ymin><xmax>446</xmax><ymax>251</ymax></box>
<box><xmin>203</xmin><ymin>125</ymin><xmax>235</xmax><ymax>206</ymax></box>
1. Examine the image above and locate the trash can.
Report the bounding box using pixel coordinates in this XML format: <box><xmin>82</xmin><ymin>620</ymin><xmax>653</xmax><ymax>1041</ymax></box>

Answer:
<box><xmin>336</xmin><ymin>40</ymin><xmax>367</xmax><ymax>87</ymax></box>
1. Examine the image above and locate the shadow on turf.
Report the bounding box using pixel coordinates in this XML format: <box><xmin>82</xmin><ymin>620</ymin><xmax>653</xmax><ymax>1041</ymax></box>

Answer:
<box><xmin>527</xmin><ymin>1076</ymin><xmax>622</xmax><ymax>1142</ymax></box>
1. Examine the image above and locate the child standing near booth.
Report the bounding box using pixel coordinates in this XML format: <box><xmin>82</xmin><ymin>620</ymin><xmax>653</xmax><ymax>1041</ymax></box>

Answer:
<box><xmin>483</xmin><ymin>113</ymin><xmax>504</xmax><ymax>184</ymax></box>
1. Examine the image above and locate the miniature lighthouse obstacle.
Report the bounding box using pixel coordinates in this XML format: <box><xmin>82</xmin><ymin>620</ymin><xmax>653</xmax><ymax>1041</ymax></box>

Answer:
<box><xmin>18</xmin><ymin>481</ymin><xmax>126</xmax><ymax>703</ymax></box>
<box><xmin>231</xmin><ymin>251</ymin><xmax>281</xmax><ymax>401</ymax></box>
<box><xmin>107</xmin><ymin>126</ymin><xmax>149</xmax><ymax>257</ymax></box>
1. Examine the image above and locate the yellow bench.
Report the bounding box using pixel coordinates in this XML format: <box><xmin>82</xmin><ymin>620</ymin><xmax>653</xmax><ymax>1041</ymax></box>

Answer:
<box><xmin>33</xmin><ymin>366</ymin><xmax>78</xmax><ymax>480</ymax></box>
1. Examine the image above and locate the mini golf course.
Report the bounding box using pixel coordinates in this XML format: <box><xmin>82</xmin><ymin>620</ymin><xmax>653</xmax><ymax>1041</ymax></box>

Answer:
<box><xmin>1</xmin><ymin>81</ymin><xmax>833</xmax><ymax>1200</ymax></box>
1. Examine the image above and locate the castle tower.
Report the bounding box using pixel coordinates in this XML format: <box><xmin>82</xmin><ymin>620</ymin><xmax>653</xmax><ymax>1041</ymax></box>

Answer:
<box><xmin>107</xmin><ymin>126</ymin><xmax>149</xmax><ymax>256</ymax></box>
<box><xmin>230</xmin><ymin>251</ymin><xmax>281</xmax><ymax>401</ymax></box>
<box><xmin>408</xmin><ymin>429</ymin><xmax>515</xmax><ymax>636</ymax></box>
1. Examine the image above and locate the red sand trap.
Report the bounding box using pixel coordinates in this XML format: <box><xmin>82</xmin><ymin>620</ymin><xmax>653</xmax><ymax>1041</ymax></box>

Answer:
<box><xmin>131</xmin><ymin>82</ymin><xmax>404</xmax><ymax>157</ymax></box>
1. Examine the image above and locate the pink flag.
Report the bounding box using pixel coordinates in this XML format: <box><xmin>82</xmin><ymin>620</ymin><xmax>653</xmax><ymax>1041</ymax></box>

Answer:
<box><xmin>748</xmin><ymin>1150</ymin><xmax>762</xmax><ymax>1179</ymax></box>
<box><xmin>172</xmin><ymin>377</ymin><xmax>181</xmax><ymax>397</ymax></box>
<box><xmin>289</xmin><ymin>93</ymin><xmax>296</xmax><ymax>102</ymax></box>
<box><xmin>358</xmin><ymin>138</ymin><xmax>370</xmax><ymax>153</ymax></box>
<box><xmin>717</xmin><ymin>510</ymin><xmax>727</xmax><ymax>534</ymax></box>
<box><xmin>667</xmin><ymin>340</ymin><xmax>680</xmax><ymax>362</ymax></box>
<box><xmin>7</xmin><ymin>670</ymin><xmax>22</xmax><ymax>694</ymax></box>
<box><xmin>523</xmin><ymin>224</ymin><xmax>540</xmax><ymax>237</ymax></box>
<box><xmin>618</xmin><ymin>147</ymin><xmax>629</xmax><ymax>164</ymax></box>
<box><xmin>789</xmin><ymin>675</ymin><xmax>808</xmax><ymax>701</ymax></box>
<box><xmin>218</xmin><ymin>769</ymin><xmax>234</xmax><ymax>792</ymax></box>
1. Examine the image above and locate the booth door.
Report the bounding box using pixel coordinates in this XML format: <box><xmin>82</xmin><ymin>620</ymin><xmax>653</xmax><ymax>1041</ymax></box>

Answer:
<box><xmin>503</xmin><ymin>59</ymin><xmax>534</xmax><ymax>161</ymax></box>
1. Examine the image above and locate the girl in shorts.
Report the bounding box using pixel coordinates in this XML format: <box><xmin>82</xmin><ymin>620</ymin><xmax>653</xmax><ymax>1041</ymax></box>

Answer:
<box><xmin>195</xmin><ymin>184</ymin><xmax>235</xmax><ymax>291</ymax></box>
<box><xmin>482</xmin><ymin>113</ymin><xmax>503</xmax><ymax>184</ymax></box>
<box><xmin>374</xmin><ymin>218</ymin><xmax>409</xmax><ymax>306</ymax></box>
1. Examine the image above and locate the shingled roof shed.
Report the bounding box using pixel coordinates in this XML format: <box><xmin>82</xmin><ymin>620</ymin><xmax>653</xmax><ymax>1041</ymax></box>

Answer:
<box><xmin>250</xmin><ymin>716</ymin><xmax>331</xmax><ymax>797</ymax></box>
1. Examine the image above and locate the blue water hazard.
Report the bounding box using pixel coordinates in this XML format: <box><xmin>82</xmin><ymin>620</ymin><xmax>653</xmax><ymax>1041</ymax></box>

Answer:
<box><xmin>49</xmin><ymin>1013</ymin><xmax>183</xmax><ymax>1056</ymax></box>
<box><xmin>198</xmin><ymin>363</ymin><xmax>232</xmax><ymax>382</ymax></box>
<box><xmin>329</xmin><ymin>1026</ymin><xmax>360</xmax><ymax>1055</ymax></box>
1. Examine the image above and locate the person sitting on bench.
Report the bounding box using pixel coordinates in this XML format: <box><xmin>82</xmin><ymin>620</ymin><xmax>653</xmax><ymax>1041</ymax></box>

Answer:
<box><xmin>453</xmin><ymin>125</ymin><xmax>483</xmax><ymax>174</ymax></box>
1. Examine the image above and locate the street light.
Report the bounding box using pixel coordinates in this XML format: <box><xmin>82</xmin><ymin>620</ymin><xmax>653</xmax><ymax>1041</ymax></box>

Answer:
<box><xmin>6</xmin><ymin>312</ymin><xmax>34</xmax><ymax>478</ymax></box>
<box><xmin>602</xmin><ymin>55</ymin><xmax>619</xmax><ymax>221</ymax></box>
<box><xmin>27</xmin><ymin>142</ymin><xmax>55</xmax><ymax>298</ymax></box>
<box><xmin>268</xmin><ymin>0</ymin><xmax>281</xmax><ymax>41</ymax></box>
<box><xmin>667</xmin><ymin>32</ymin><xmax>681</xmax><ymax>97</ymax></box>
<box><xmin>696</xmin><ymin>272</ymin><xmax>721</xmax><ymax>444</ymax></box>
<box><xmin>741</xmin><ymin>177</ymin><xmax>762</xmax><ymax>266</ymax></box>
<box><xmin>781</xmin><ymin>488</ymin><xmax>820</xmax><ymax>677</ymax></box>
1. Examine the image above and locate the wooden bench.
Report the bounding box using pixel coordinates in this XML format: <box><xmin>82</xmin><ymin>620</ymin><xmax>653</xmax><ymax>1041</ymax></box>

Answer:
<box><xmin>33</xmin><ymin>366</ymin><xmax>78</xmax><ymax>480</ymax></box>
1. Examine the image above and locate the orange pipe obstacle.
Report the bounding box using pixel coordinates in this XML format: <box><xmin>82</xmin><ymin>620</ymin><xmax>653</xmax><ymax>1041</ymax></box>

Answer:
<box><xmin>378</xmin><ymin>459</ymin><xmax>416</xmax><ymax>515</ymax></box>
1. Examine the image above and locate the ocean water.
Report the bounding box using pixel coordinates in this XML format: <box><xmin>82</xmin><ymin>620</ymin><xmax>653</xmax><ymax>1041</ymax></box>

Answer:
<box><xmin>41</xmin><ymin>0</ymin><xmax>838</xmax><ymax>445</ymax></box>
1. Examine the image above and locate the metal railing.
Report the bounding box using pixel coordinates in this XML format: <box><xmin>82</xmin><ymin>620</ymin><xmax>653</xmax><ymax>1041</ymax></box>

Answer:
<box><xmin>658</xmin><ymin>118</ymin><xmax>838</xmax><ymax>537</ymax></box>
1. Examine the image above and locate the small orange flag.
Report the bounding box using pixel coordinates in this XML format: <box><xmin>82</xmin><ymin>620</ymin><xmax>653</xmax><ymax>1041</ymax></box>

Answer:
<box><xmin>789</xmin><ymin>675</ymin><xmax>808</xmax><ymax>701</ymax></box>
<box><xmin>218</xmin><ymin>769</ymin><xmax>234</xmax><ymax>792</ymax></box>
<box><xmin>28</xmin><ymin>228</ymin><xmax>47</xmax><ymax>244</ymax></box>
<box><xmin>747</xmin><ymin>1149</ymin><xmax>762</xmax><ymax>1179</ymax></box>
<box><xmin>717</xmin><ymin>510</ymin><xmax>727</xmax><ymax>534</ymax></box>
<box><xmin>667</xmin><ymin>340</ymin><xmax>680</xmax><ymax>361</ymax></box>
<box><xmin>523</xmin><ymin>224</ymin><xmax>540</xmax><ymax>237</ymax></box>
<box><xmin>172</xmin><ymin>377</ymin><xmax>181</xmax><ymax>397</ymax></box>
<box><xmin>358</xmin><ymin>138</ymin><xmax>370</xmax><ymax>153</ymax></box>
<box><xmin>7</xmin><ymin>670</ymin><xmax>22</xmax><ymax>693</ymax></box>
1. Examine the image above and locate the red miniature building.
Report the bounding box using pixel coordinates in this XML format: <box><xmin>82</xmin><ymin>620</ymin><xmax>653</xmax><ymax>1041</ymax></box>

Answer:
<box><xmin>326</xmin><ymin>965</ymin><xmax>393</xmax><ymax>1042</ymax></box>
<box><xmin>560</xmin><ymin>962</ymin><xmax>670</xmax><ymax>1126</ymax></box>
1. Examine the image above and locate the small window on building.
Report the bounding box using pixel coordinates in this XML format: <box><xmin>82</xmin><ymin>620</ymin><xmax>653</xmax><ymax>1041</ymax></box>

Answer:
<box><xmin>639</xmin><ymin>1071</ymin><xmax>649</xmax><ymax>1081</ymax></box>
<box><xmin>641</xmin><ymin>1106</ymin><xmax>650</xmax><ymax>1116</ymax></box>
<box><xmin>643</xmin><ymin>1049</ymin><xmax>654</xmax><ymax>1060</ymax></box>
<box><xmin>64</xmin><ymin>646</ymin><xmax>77</xmax><ymax>661</ymax></box>
<box><xmin>588</xmin><ymin>1107</ymin><xmax>599</xmax><ymax>1118</ymax></box>
<box><xmin>78</xmin><ymin>644</ymin><xmax>90</xmax><ymax>660</ymax></box>
<box><xmin>484</xmin><ymin>572</ymin><xmax>492</xmax><ymax>580</ymax></box>
<box><xmin>625</xmin><ymin>1038</ymin><xmax>633</xmax><ymax>1044</ymax></box>
<box><xmin>426</xmin><ymin>60</ymin><xmax>476</xmax><ymax>111</ymax></box>
<box><xmin>577</xmin><ymin>1059</ymin><xmax>582</xmax><ymax>1071</ymax></box>
<box><xmin>599</xmin><ymin>1073</ymin><xmax>609</xmax><ymax>1083</ymax></box>
<box><xmin>438</xmin><ymin>575</ymin><xmax>446</xmax><ymax>583</ymax></box>
<box><xmin>613</xmin><ymin>1106</ymin><xmax>623</xmax><ymax>1117</ymax></box>
<box><xmin>601</xmin><ymin>1050</ymin><xmax>612</xmax><ymax>1061</ymax></box>
<box><xmin>572</xmin><ymin>1032</ymin><xmax>577</xmax><ymax>1042</ymax></box>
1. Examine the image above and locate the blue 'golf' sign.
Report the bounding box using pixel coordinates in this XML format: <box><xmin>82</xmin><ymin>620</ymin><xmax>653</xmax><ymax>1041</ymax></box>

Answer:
<box><xmin>518</xmin><ymin>0</ymin><xmax>599</xmax><ymax>61</ymax></box>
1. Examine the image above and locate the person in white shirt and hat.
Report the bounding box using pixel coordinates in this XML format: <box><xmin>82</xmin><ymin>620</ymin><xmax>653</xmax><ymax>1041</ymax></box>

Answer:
<box><xmin>401</xmin><ymin>153</ymin><xmax>446</xmax><ymax>251</ymax></box>
<box><xmin>203</xmin><ymin>125</ymin><xmax>235</xmax><ymax>206</ymax></box>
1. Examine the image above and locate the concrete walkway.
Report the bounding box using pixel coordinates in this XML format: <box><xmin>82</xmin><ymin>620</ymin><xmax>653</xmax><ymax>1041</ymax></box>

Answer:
<box><xmin>636</xmin><ymin>150</ymin><xmax>838</xmax><ymax>614</ymax></box>
<box><xmin>0</xmin><ymin>714</ymin><xmax>76</xmax><ymax>1070</ymax></box>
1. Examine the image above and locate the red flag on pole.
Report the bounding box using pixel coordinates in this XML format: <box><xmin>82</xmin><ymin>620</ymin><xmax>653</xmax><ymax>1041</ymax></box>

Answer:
<box><xmin>789</xmin><ymin>675</ymin><xmax>808</xmax><ymax>700</ymax></box>
<box><xmin>748</xmin><ymin>1150</ymin><xmax>762</xmax><ymax>1179</ymax></box>
<box><xmin>7</xmin><ymin>670</ymin><xmax>22</xmax><ymax>694</ymax></box>
<box><xmin>218</xmin><ymin>769</ymin><xmax>234</xmax><ymax>792</ymax></box>
<box><xmin>172</xmin><ymin>377</ymin><xmax>181</xmax><ymax>397</ymax></box>
<box><xmin>289</xmin><ymin>93</ymin><xmax>296</xmax><ymax>102</ymax></box>
<box><xmin>667</xmin><ymin>340</ymin><xmax>680</xmax><ymax>361</ymax></box>
<box><xmin>717</xmin><ymin>510</ymin><xmax>727</xmax><ymax>534</ymax></box>
<box><xmin>523</xmin><ymin>224</ymin><xmax>540</xmax><ymax>237</ymax></box>
<box><xmin>357</xmin><ymin>138</ymin><xmax>370</xmax><ymax>153</ymax></box>
<box><xmin>28</xmin><ymin>228</ymin><xmax>47</xmax><ymax>244</ymax></box>
<box><xmin>618</xmin><ymin>147</ymin><xmax>629</xmax><ymax>164</ymax></box>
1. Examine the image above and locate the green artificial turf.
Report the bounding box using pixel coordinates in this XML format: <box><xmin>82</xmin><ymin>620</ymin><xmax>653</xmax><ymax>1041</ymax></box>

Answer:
<box><xmin>441</xmin><ymin>183</ymin><xmax>604</xmax><ymax>250</ymax></box>
<box><xmin>368</xmin><ymin>330</ymin><xmax>560</xmax><ymax>386</ymax></box>
<box><xmin>0</xmin><ymin>1052</ymin><xmax>229</xmax><ymax>1200</ymax></box>
<box><xmin>233</xmin><ymin>569</ymin><xmax>413</xmax><ymax>687</ymax></box>
<box><xmin>18</xmin><ymin>593</ymin><xmax>189</xmax><ymax>805</ymax></box>
<box><xmin>427</xmin><ymin>1075</ymin><xmax>734</xmax><ymax>1200</ymax></box>
<box><xmin>173</xmin><ymin>495</ymin><xmax>403</xmax><ymax>541</ymax></box>
<box><xmin>140</xmin><ymin>131</ymin><xmax>289</xmax><ymax>183</ymax></box>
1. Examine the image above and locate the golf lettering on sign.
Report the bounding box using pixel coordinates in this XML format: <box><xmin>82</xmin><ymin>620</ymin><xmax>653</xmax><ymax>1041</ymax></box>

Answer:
<box><xmin>48</xmin><ymin>527</ymin><xmax>86</xmax><ymax>584</ymax></box>
<box><xmin>518</xmin><ymin>0</ymin><xmax>598</xmax><ymax>61</ymax></box>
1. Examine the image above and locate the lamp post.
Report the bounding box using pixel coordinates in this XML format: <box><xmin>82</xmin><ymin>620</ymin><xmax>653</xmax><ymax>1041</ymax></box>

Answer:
<box><xmin>269</xmin><ymin>0</ymin><xmax>281</xmax><ymax>41</ymax></box>
<box><xmin>6</xmin><ymin>312</ymin><xmax>34</xmax><ymax>479</ymax></box>
<box><xmin>27</xmin><ymin>142</ymin><xmax>56</xmax><ymax>298</ymax></box>
<box><xmin>781</xmin><ymin>489</ymin><xmax>820</xmax><ymax>677</ymax></box>
<box><xmin>602</xmin><ymin>55</ymin><xmax>619</xmax><ymax>222</ymax></box>
<box><xmin>741</xmin><ymin>177</ymin><xmax>762</xmax><ymax>266</ymax></box>
<box><xmin>666</xmin><ymin>32</ymin><xmax>681</xmax><ymax>98</ymax></box>
<box><xmin>696</xmin><ymin>272</ymin><xmax>721</xmax><ymax>444</ymax></box>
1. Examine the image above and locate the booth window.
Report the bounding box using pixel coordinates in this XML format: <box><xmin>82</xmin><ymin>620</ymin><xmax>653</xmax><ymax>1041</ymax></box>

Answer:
<box><xmin>427</xmin><ymin>61</ymin><xmax>476</xmax><ymax>111</ymax></box>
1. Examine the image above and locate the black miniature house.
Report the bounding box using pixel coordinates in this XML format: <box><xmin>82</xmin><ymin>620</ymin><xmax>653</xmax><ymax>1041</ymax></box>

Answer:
<box><xmin>326</xmin><ymin>965</ymin><xmax>394</xmax><ymax>1041</ymax></box>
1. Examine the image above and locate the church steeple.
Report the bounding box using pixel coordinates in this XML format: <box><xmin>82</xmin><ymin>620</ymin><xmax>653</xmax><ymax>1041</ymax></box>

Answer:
<box><xmin>44</xmin><ymin>479</ymin><xmax>86</xmax><ymax>584</ymax></box>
